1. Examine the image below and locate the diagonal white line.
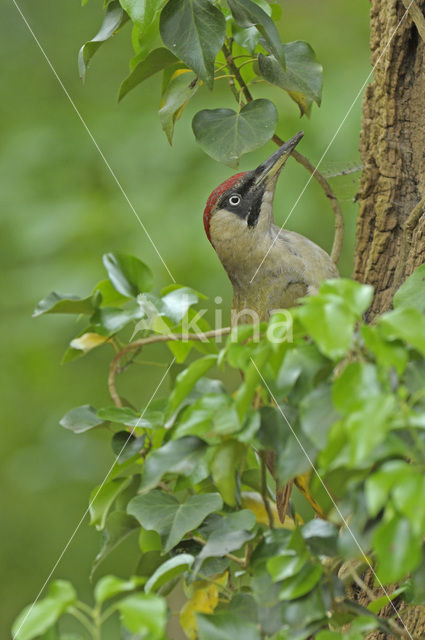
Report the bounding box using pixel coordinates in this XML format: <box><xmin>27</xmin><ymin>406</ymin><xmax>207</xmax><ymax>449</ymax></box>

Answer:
<box><xmin>250</xmin><ymin>357</ymin><xmax>415</xmax><ymax>640</ymax></box>
<box><xmin>250</xmin><ymin>0</ymin><xmax>415</xmax><ymax>284</ymax></box>
<box><xmin>10</xmin><ymin>0</ymin><xmax>176</xmax><ymax>283</ymax></box>
<box><xmin>13</xmin><ymin>357</ymin><xmax>176</xmax><ymax>640</ymax></box>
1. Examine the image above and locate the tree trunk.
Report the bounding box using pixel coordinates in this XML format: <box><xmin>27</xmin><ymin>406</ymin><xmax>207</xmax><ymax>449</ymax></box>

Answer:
<box><xmin>354</xmin><ymin>0</ymin><xmax>425</xmax><ymax>320</ymax></box>
<box><xmin>354</xmin><ymin>1</ymin><xmax>425</xmax><ymax>637</ymax></box>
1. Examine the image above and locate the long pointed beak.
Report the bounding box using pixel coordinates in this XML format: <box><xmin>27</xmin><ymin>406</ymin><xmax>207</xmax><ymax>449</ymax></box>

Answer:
<box><xmin>254</xmin><ymin>131</ymin><xmax>304</xmax><ymax>188</ymax></box>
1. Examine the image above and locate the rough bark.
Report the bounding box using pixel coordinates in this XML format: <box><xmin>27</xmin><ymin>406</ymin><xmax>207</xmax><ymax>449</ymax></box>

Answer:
<box><xmin>354</xmin><ymin>0</ymin><xmax>425</xmax><ymax>319</ymax></box>
<box><xmin>354</xmin><ymin>2</ymin><xmax>425</xmax><ymax>637</ymax></box>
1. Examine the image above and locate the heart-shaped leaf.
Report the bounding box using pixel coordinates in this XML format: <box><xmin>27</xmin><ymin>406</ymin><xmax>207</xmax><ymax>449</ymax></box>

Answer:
<box><xmin>258</xmin><ymin>41</ymin><xmax>323</xmax><ymax>117</ymax></box>
<box><xmin>160</xmin><ymin>0</ymin><xmax>226</xmax><ymax>89</ymax></box>
<box><xmin>128</xmin><ymin>489</ymin><xmax>222</xmax><ymax>552</ymax></box>
<box><xmin>192</xmin><ymin>99</ymin><xmax>278</xmax><ymax>167</ymax></box>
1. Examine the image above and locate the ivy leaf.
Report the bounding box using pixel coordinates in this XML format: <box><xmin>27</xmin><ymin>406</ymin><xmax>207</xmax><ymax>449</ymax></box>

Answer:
<box><xmin>160</xmin><ymin>0</ymin><xmax>226</xmax><ymax>89</ymax></box>
<box><xmin>159</xmin><ymin>71</ymin><xmax>199</xmax><ymax>144</ymax></box>
<box><xmin>128</xmin><ymin>489</ymin><xmax>222</xmax><ymax>552</ymax></box>
<box><xmin>258</xmin><ymin>42</ymin><xmax>322</xmax><ymax>116</ymax></box>
<box><xmin>194</xmin><ymin>510</ymin><xmax>256</xmax><ymax>572</ymax></box>
<box><xmin>139</xmin><ymin>436</ymin><xmax>207</xmax><ymax>492</ymax></box>
<box><xmin>145</xmin><ymin>554</ymin><xmax>195</xmax><ymax>593</ymax></box>
<box><xmin>102</xmin><ymin>252</ymin><xmax>153</xmax><ymax>298</ymax></box>
<box><xmin>119</xmin><ymin>47</ymin><xmax>179</xmax><ymax>101</ymax></box>
<box><xmin>33</xmin><ymin>292</ymin><xmax>96</xmax><ymax>317</ymax></box>
<box><xmin>197</xmin><ymin>611</ymin><xmax>261</xmax><ymax>640</ymax></box>
<box><xmin>12</xmin><ymin>581</ymin><xmax>77</xmax><ymax>640</ymax></box>
<box><xmin>117</xmin><ymin>593</ymin><xmax>167</xmax><ymax>639</ymax></box>
<box><xmin>78</xmin><ymin>1</ymin><xmax>129</xmax><ymax>81</ymax></box>
<box><xmin>60</xmin><ymin>404</ymin><xmax>104</xmax><ymax>434</ymax></box>
<box><xmin>227</xmin><ymin>0</ymin><xmax>284</xmax><ymax>67</ymax></box>
<box><xmin>192</xmin><ymin>99</ymin><xmax>278</xmax><ymax>168</ymax></box>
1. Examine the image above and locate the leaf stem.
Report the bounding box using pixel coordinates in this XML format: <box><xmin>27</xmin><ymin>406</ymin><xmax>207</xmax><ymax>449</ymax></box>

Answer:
<box><xmin>68</xmin><ymin>606</ymin><xmax>97</xmax><ymax>638</ymax></box>
<box><xmin>98</xmin><ymin>603</ymin><xmax>118</xmax><ymax>626</ymax></box>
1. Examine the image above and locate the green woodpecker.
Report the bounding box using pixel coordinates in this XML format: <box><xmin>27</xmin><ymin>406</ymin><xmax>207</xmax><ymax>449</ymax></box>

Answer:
<box><xmin>203</xmin><ymin>131</ymin><xmax>339</xmax><ymax>321</ymax></box>
<box><xmin>203</xmin><ymin>131</ymin><xmax>338</xmax><ymax>522</ymax></box>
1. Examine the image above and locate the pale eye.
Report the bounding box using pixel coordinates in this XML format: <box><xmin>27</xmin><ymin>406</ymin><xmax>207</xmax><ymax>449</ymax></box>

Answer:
<box><xmin>229</xmin><ymin>194</ymin><xmax>241</xmax><ymax>206</ymax></box>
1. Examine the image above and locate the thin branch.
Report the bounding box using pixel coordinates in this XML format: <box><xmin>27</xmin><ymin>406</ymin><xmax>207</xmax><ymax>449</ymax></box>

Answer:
<box><xmin>68</xmin><ymin>606</ymin><xmax>96</xmax><ymax>637</ymax></box>
<box><xmin>108</xmin><ymin>327</ymin><xmax>232</xmax><ymax>407</ymax></box>
<box><xmin>222</xmin><ymin>41</ymin><xmax>344</xmax><ymax>265</ymax></box>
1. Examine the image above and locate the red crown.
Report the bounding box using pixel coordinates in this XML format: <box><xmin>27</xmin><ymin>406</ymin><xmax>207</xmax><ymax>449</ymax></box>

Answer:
<box><xmin>203</xmin><ymin>172</ymin><xmax>246</xmax><ymax>242</ymax></box>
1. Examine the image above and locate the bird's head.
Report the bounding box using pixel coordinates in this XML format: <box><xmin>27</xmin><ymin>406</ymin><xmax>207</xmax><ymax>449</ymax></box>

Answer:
<box><xmin>203</xmin><ymin>131</ymin><xmax>304</xmax><ymax>246</ymax></box>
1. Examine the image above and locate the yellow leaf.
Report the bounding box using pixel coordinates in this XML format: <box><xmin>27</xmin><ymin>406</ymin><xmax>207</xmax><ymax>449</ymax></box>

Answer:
<box><xmin>241</xmin><ymin>491</ymin><xmax>296</xmax><ymax>529</ymax></box>
<box><xmin>70</xmin><ymin>332</ymin><xmax>109</xmax><ymax>353</ymax></box>
<box><xmin>180</xmin><ymin>573</ymin><xmax>227</xmax><ymax>640</ymax></box>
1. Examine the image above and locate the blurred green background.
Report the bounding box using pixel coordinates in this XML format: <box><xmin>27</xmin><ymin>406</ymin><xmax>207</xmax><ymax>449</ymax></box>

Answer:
<box><xmin>0</xmin><ymin>0</ymin><xmax>369</xmax><ymax>637</ymax></box>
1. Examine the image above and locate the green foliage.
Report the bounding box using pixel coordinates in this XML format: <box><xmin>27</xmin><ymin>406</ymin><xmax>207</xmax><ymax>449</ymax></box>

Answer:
<box><xmin>15</xmin><ymin>259</ymin><xmax>425</xmax><ymax>639</ymax></box>
<box><xmin>78</xmin><ymin>0</ymin><xmax>325</xmax><ymax>166</ymax></box>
